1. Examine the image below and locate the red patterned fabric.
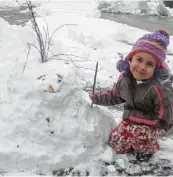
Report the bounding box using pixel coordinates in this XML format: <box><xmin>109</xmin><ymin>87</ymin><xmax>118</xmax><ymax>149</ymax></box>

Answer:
<box><xmin>109</xmin><ymin>120</ymin><xmax>165</xmax><ymax>154</ymax></box>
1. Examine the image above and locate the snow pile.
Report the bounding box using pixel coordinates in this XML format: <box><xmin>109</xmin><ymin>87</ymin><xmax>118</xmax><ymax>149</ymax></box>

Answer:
<box><xmin>0</xmin><ymin>16</ymin><xmax>116</xmax><ymax>174</ymax></box>
<box><xmin>35</xmin><ymin>0</ymin><xmax>101</xmax><ymax>18</ymax></box>
<box><xmin>0</xmin><ymin>0</ymin><xmax>101</xmax><ymax>18</ymax></box>
<box><xmin>98</xmin><ymin>0</ymin><xmax>173</xmax><ymax>17</ymax></box>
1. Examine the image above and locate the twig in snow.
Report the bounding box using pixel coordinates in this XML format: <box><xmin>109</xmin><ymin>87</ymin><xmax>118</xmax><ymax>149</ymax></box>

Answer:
<box><xmin>26</xmin><ymin>0</ymin><xmax>47</xmax><ymax>62</ymax></box>
<box><xmin>42</xmin><ymin>21</ymin><xmax>49</xmax><ymax>54</ymax></box>
<box><xmin>48</xmin><ymin>54</ymin><xmax>89</xmax><ymax>61</ymax></box>
<box><xmin>15</xmin><ymin>0</ymin><xmax>30</xmax><ymax>14</ymax></box>
<box><xmin>22</xmin><ymin>44</ymin><xmax>31</xmax><ymax>75</ymax></box>
<box><xmin>91</xmin><ymin>62</ymin><xmax>98</xmax><ymax>108</ymax></box>
<box><xmin>46</xmin><ymin>24</ymin><xmax>77</xmax><ymax>60</ymax></box>
<box><xmin>47</xmin><ymin>54</ymin><xmax>97</xmax><ymax>71</ymax></box>
<box><xmin>27</xmin><ymin>42</ymin><xmax>40</xmax><ymax>53</ymax></box>
<box><xmin>16</xmin><ymin>0</ymin><xmax>82</xmax><ymax>64</ymax></box>
<box><xmin>16</xmin><ymin>0</ymin><xmax>102</xmax><ymax>73</ymax></box>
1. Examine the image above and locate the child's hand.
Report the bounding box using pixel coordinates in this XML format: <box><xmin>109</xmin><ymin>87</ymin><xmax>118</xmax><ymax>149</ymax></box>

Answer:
<box><xmin>89</xmin><ymin>93</ymin><xmax>97</xmax><ymax>107</ymax></box>
<box><xmin>89</xmin><ymin>92</ymin><xmax>98</xmax><ymax>104</ymax></box>
<box><xmin>89</xmin><ymin>93</ymin><xmax>94</xmax><ymax>100</ymax></box>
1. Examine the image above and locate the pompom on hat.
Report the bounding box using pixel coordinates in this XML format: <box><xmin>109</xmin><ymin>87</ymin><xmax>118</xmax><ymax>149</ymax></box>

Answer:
<box><xmin>116</xmin><ymin>29</ymin><xmax>170</xmax><ymax>80</ymax></box>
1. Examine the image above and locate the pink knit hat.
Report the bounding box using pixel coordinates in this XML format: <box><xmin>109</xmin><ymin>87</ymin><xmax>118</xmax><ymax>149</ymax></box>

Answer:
<box><xmin>116</xmin><ymin>29</ymin><xmax>170</xmax><ymax>80</ymax></box>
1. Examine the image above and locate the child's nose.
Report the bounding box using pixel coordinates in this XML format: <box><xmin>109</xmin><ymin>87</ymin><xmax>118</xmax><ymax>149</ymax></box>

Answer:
<box><xmin>139</xmin><ymin>63</ymin><xmax>146</xmax><ymax>71</ymax></box>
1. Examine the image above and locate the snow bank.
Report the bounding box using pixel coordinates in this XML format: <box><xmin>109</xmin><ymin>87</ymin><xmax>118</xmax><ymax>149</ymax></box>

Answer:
<box><xmin>34</xmin><ymin>0</ymin><xmax>101</xmax><ymax>18</ymax></box>
<box><xmin>0</xmin><ymin>0</ymin><xmax>100</xmax><ymax>18</ymax></box>
<box><xmin>98</xmin><ymin>0</ymin><xmax>173</xmax><ymax>17</ymax></box>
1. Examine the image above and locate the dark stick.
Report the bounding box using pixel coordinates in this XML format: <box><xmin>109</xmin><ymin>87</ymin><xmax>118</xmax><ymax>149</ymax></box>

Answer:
<box><xmin>22</xmin><ymin>45</ymin><xmax>31</xmax><ymax>75</ymax></box>
<box><xmin>91</xmin><ymin>62</ymin><xmax>98</xmax><ymax>108</ymax></box>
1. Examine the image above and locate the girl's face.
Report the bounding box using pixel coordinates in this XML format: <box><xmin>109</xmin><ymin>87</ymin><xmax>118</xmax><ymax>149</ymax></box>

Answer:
<box><xmin>130</xmin><ymin>52</ymin><xmax>156</xmax><ymax>80</ymax></box>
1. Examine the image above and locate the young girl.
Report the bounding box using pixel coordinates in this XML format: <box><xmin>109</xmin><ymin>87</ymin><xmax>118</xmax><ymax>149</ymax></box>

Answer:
<box><xmin>90</xmin><ymin>29</ymin><xmax>173</xmax><ymax>162</ymax></box>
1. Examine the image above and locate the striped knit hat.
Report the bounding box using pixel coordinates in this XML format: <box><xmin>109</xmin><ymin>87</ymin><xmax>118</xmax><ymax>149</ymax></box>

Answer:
<box><xmin>116</xmin><ymin>29</ymin><xmax>170</xmax><ymax>80</ymax></box>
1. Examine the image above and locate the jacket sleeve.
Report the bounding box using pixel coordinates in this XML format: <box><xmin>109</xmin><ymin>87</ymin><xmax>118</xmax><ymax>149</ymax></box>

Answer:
<box><xmin>163</xmin><ymin>80</ymin><xmax>173</xmax><ymax>93</ymax></box>
<box><xmin>91</xmin><ymin>77</ymin><xmax>125</xmax><ymax>106</ymax></box>
<box><xmin>151</xmin><ymin>85</ymin><xmax>173</xmax><ymax>130</ymax></box>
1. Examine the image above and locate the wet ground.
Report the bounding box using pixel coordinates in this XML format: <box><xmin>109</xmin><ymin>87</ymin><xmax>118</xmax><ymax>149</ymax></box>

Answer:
<box><xmin>101</xmin><ymin>12</ymin><xmax>173</xmax><ymax>35</ymax></box>
<box><xmin>52</xmin><ymin>158</ymin><xmax>173</xmax><ymax>176</ymax></box>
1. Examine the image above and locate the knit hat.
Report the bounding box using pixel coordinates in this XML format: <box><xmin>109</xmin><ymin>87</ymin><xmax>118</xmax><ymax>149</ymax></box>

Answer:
<box><xmin>116</xmin><ymin>29</ymin><xmax>170</xmax><ymax>80</ymax></box>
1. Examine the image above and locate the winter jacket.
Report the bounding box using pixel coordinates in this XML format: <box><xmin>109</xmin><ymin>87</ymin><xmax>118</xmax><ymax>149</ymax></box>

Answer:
<box><xmin>91</xmin><ymin>72</ymin><xmax>173</xmax><ymax>131</ymax></box>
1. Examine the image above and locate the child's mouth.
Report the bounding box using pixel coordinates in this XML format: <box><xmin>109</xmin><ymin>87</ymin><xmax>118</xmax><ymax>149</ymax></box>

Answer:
<box><xmin>136</xmin><ymin>70</ymin><xmax>145</xmax><ymax>76</ymax></box>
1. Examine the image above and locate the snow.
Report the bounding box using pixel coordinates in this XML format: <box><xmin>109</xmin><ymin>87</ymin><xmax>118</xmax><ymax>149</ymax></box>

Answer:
<box><xmin>98</xmin><ymin>0</ymin><xmax>173</xmax><ymax>17</ymax></box>
<box><xmin>0</xmin><ymin>0</ymin><xmax>173</xmax><ymax>176</ymax></box>
<box><xmin>99</xmin><ymin>146</ymin><xmax>116</xmax><ymax>164</ymax></box>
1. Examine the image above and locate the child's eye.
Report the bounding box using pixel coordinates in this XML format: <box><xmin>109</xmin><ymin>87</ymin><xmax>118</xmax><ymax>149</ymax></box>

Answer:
<box><xmin>137</xmin><ymin>58</ymin><xmax>142</xmax><ymax>62</ymax></box>
<box><xmin>147</xmin><ymin>63</ymin><xmax>154</xmax><ymax>67</ymax></box>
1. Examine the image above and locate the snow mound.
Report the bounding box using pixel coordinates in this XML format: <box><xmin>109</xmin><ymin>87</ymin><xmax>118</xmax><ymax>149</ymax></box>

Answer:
<box><xmin>0</xmin><ymin>17</ymin><xmax>116</xmax><ymax>174</ymax></box>
<box><xmin>1</xmin><ymin>60</ymin><xmax>115</xmax><ymax>174</ymax></box>
<box><xmin>98</xmin><ymin>0</ymin><xmax>172</xmax><ymax>17</ymax></box>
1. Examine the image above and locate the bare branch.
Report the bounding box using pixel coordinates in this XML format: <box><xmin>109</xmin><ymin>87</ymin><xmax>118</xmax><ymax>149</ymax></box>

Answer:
<box><xmin>46</xmin><ymin>24</ymin><xmax>77</xmax><ymax>58</ymax></box>
<box><xmin>18</xmin><ymin>0</ymin><xmax>94</xmax><ymax>68</ymax></box>
<box><xmin>91</xmin><ymin>62</ymin><xmax>98</xmax><ymax>108</ymax></box>
<box><xmin>75</xmin><ymin>66</ymin><xmax>95</xmax><ymax>71</ymax></box>
<box><xmin>15</xmin><ymin>0</ymin><xmax>30</xmax><ymax>14</ymax></box>
<box><xmin>25</xmin><ymin>0</ymin><xmax>46</xmax><ymax>62</ymax></box>
<box><xmin>43</xmin><ymin>24</ymin><xmax>49</xmax><ymax>53</ymax></box>
<box><xmin>49</xmin><ymin>24</ymin><xmax>77</xmax><ymax>44</ymax></box>
<box><xmin>43</xmin><ymin>26</ymin><xmax>47</xmax><ymax>41</ymax></box>
<box><xmin>65</xmin><ymin>54</ymin><xmax>78</xmax><ymax>67</ymax></box>
<box><xmin>64</xmin><ymin>54</ymin><xmax>96</xmax><ymax>71</ymax></box>
<box><xmin>48</xmin><ymin>58</ymin><xmax>91</xmax><ymax>63</ymax></box>
<box><xmin>27</xmin><ymin>43</ymin><xmax>41</xmax><ymax>53</ymax></box>
<box><xmin>26</xmin><ymin>24</ymin><xmax>35</xmax><ymax>30</ymax></box>
<box><xmin>48</xmin><ymin>54</ymin><xmax>90</xmax><ymax>61</ymax></box>
<box><xmin>64</xmin><ymin>54</ymin><xmax>88</xmax><ymax>59</ymax></box>
<box><xmin>43</xmin><ymin>26</ymin><xmax>48</xmax><ymax>53</ymax></box>
<box><xmin>22</xmin><ymin>44</ymin><xmax>31</xmax><ymax>75</ymax></box>
<box><xmin>47</xmin><ymin>54</ymin><xmax>95</xmax><ymax>71</ymax></box>
<box><xmin>48</xmin><ymin>53</ymin><xmax>102</xmax><ymax>71</ymax></box>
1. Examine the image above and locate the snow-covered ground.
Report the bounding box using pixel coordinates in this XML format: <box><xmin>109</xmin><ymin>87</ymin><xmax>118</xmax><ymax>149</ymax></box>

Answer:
<box><xmin>0</xmin><ymin>0</ymin><xmax>173</xmax><ymax>176</ymax></box>
<box><xmin>98</xmin><ymin>0</ymin><xmax>173</xmax><ymax>17</ymax></box>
